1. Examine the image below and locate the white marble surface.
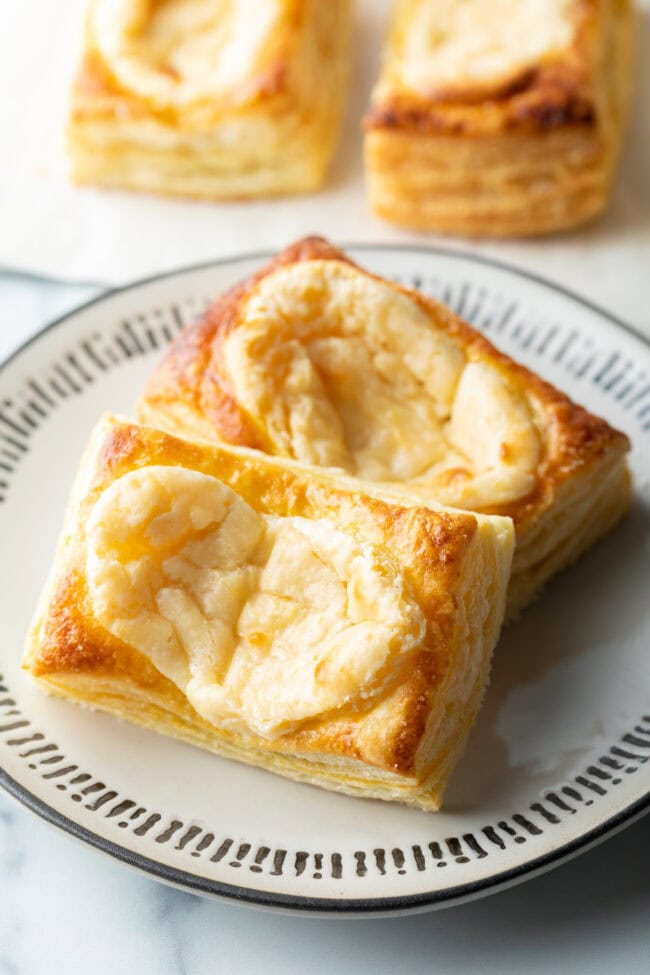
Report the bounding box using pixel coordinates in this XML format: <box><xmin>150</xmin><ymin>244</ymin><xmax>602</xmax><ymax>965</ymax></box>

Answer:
<box><xmin>0</xmin><ymin>275</ymin><xmax>649</xmax><ymax>973</ymax></box>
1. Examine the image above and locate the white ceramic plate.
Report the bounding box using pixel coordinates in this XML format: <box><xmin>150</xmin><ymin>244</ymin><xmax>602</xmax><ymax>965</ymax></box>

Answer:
<box><xmin>1</xmin><ymin>246</ymin><xmax>649</xmax><ymax>917</ymax></box>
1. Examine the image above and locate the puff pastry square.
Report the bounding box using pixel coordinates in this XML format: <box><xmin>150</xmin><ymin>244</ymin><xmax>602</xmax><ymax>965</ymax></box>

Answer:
<box><xmin>24</xmin><ymin>415</ymin><xmax>513</xmax><ymax>811</ymax></box>
<box><xmin>364</xmin><ymin>0</ymin><xmax>634</xmax><ymax>236</ymax></box>
<box><xmin>139</xmin><ymin>237</ymin><xmax>632</xmax><ymax>618</ymax></box>
<box><xmin>67</xmin><ymin>0</ymin><xmax>351</xmax><ymax>198</ymax></box>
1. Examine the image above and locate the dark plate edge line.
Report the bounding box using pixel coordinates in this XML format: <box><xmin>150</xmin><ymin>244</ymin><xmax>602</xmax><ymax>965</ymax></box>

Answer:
<box><xmin>0</xmin><ymin>768</ymin><xmax>648</xmax><ymax>916</ymax></box>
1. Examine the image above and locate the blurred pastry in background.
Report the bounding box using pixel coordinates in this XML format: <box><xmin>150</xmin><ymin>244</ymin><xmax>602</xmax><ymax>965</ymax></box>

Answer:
<box><xmin>67</xmin><ymin>0</ymin><xmax>351</xmax><ymax>198</ymax></box>
<box><xmin>364</xmin><ymin>0</ymin><xmax>634</xmax><ymax>236</ymax></box>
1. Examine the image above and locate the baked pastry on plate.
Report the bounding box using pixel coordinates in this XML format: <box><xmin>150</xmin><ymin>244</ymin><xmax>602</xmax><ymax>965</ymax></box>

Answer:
<box><xmin>364</xmin><ymin>0</ymin><xmax>634</xmax><ymax>235</ymax></box>
<box><xmin>67</xmin><ymin>0</ymin><xmax>351</xmax><ymax>198</ymax></box>
<box><xmin>24</xmin><ymin>415</ymin><xmax>513</xmax><ymax>811</ymax></box>
<box><xmin>139</xmin><ymin>237</ymin><xmax>632</xmax><ymax>618</ymax></box>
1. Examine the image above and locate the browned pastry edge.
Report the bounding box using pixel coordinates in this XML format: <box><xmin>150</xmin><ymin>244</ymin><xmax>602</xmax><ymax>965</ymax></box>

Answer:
<box><xmin>363</xmin><ymin>0</ymin><xmax>600</xmax><ymax>136</ymax></box>
<box><xmin>139</xmin><ymin>235</ymin><xmax>631</xmax><ymax>537</ymax></box>
<box><xmin>27</xmin><ymin>416</ymin><xmax>490</xmax><ymax>782</ymax></box>
<box><xmin>70</xmin><ymin>1</ymin><xmax>307</xmax><ymax>127</ymax></box>
<box><xmin>364</xmin><ymin>62</ymin><xmax>597</xmax><ymax>137</ymax></box>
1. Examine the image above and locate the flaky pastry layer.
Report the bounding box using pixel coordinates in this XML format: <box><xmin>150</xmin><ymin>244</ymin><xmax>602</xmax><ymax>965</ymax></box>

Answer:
<box><xmin>138</xmin><ymin>236</ymin><xmax>632</xmax><ymax>617</ymax></box>
<box><xmin>24</xmin><ymin>415</ymin><xmax>514</xmax><ymax>810</ymax></box>
<box><xmin>68</xmin><ymin>0</ymin><xmax>351</xmax><ymax>198</ymax></box>
<box><xmin>364</xmin><ymin>0</ymin><xmax>634</xmax><ymax>235</ymax></box>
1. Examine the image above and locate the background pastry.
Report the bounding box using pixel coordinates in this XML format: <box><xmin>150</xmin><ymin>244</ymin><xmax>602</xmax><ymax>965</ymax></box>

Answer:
<box><xmin>139</xmin><ymin>236</ymin><xmax>632</xmax><ymax>618</ymax></box>
<box><xmin>67</xmin><ymin>0</ymin><xmax>351</xmax><ymax>198</ymax></box>
<box><xmin>24</xmin><ymin>415</ymin><xmax>514</xmax><ymax>811</ymax></box>
<box><xmin>364</xmin><ymin>0</ymin><xmax>634</xmax><ymax>235</ymax></box>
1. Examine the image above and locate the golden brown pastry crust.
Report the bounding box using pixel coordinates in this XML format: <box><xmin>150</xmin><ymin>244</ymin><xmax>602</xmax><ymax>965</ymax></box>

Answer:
<box><xmin>365</xmin><ymin>2</ymin><xmax>599</xmax><ymax>136</ymax></box>
<box><xmin>68</xmin><ymin>1</ymin><xmax>351</xmax><ymax>198</ymax></box>
<box><xmin>24</xmin><ymin>415</ymin><xmax>513</xmax><ymax>810</ymax></box>
<box><xmin>139</xmin><ymin>234</ymin><xmax>630</xmax><ymax>532</ymax></box>
<box><xmin>363</xmin><ymin>0</ymin><xmax>634</xmax><ymax>235</ymax></box>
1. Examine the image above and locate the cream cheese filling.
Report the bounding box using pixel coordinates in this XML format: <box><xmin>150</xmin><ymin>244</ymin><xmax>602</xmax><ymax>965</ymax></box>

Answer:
<box><xmin>223</xmin><ymin>260</ymin><xmax>540</xmax><ymax>509</ymax></box>
<box><xmin>86</xmin><ymin>466</ymin><xmax>425</xmax><ymax>739</ymax></box>
<box><xmin>91</xmin><ymin>0</ymin><xmax>282</xmax><ymax>107</ymax></box>
<box><xmin>387</xmin><ymin>0</ymin><xmax>575</xmax><ymax>96</ymax></box>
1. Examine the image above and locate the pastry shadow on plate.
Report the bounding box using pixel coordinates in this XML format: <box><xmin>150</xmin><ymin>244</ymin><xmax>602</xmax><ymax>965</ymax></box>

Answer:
<box><xmin>444</xmin><ymin>494</ymin><xmax>650</xmax><ymax>812</ymax></box>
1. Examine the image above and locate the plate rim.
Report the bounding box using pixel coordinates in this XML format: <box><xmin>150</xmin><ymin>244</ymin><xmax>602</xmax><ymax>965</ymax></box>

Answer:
<box><xmin>1</xmin><ymin>768</ymin><xmax>648</xmax><ymax>915</ymax></box>
<box><xmin>2</xmin><ymin>241</ymin><xmax>650</xmax><ymax>372</ymax></box>
<box><xmin>1</xmin><ymin>242</ymin><xmax>649</xmax><ymax>915</ymax></box>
